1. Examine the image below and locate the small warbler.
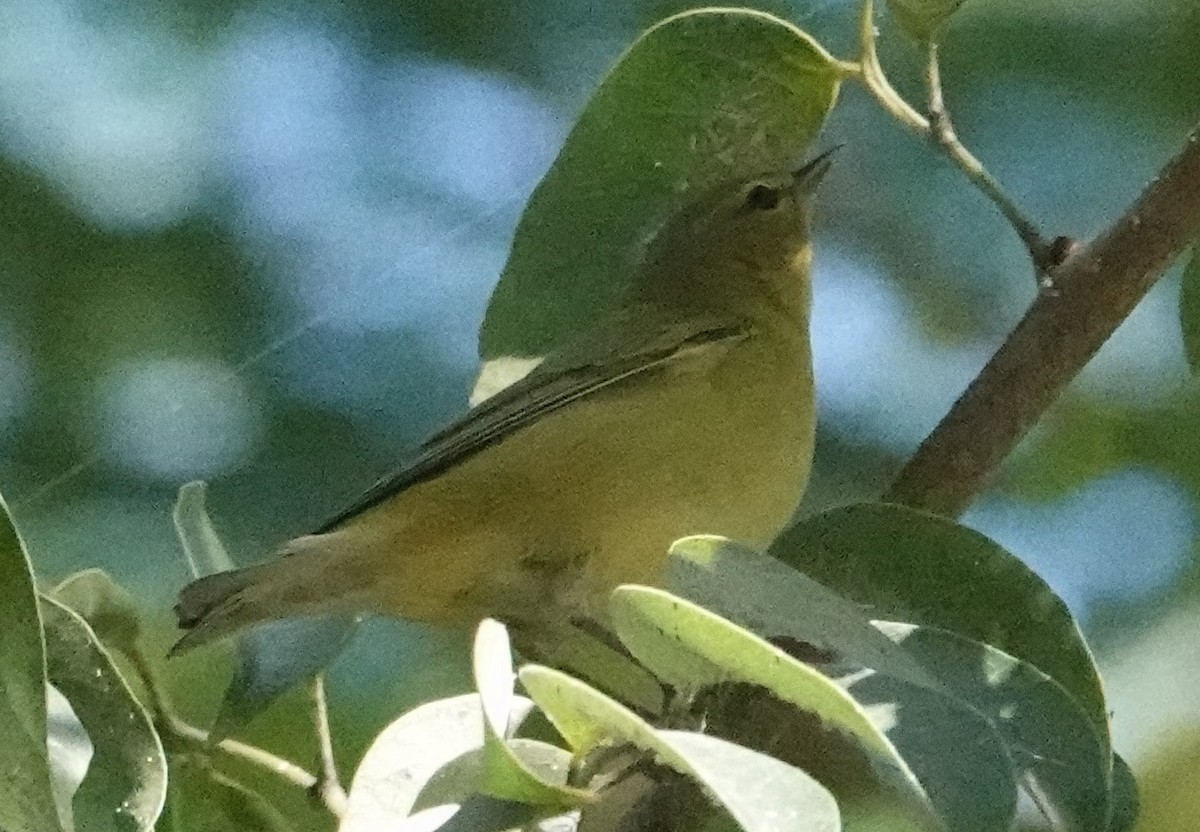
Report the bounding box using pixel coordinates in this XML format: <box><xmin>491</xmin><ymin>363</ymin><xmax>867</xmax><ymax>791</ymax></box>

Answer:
<box><xmin>173</xmin><ymin>151</ymin><xmax>832</xmax><ymax>654</ymax></box>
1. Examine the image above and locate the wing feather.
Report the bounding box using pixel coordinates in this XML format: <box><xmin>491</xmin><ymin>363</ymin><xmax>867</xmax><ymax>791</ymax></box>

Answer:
<box><xmin>314</xmin><ymin>315</ymin><xmax>748</xmax><ymax>532</ymax></box>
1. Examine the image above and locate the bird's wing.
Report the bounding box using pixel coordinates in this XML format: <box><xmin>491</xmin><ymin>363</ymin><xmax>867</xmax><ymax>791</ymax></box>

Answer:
<box><xmin>314</xmin><ymin>309</ymin><xmax>750</xmax><ymax>532</ymax></box>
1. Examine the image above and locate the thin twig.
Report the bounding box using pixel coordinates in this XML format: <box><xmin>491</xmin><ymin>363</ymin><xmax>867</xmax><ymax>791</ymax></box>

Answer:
<box><xmin>168</xmin><ymin>718</ymin><xmax>324</xmax><ymax>796</ymax></box>
<box><xmin>309</xmin><ymin>674</ymin><xmax>349</xmax><ymax>817</ymax></box>
<box><xmin>886</xmin><ymin>123</ymin><xmax>1200</xmax><ymax>516</ymax></box>
<box><xmin>126</xmin><ymin>645</ymin><xmax>346</xmax><ymax>818</ymax></box>
<box><xmin>923</xmin><ymin>40</ymin><xmax>1057</xmax><ymax>278</ymax></box>
<box><xmin>853</xmin><ymin>0</ymin><xmax>1058</xmax><ymax>278</ymax></box>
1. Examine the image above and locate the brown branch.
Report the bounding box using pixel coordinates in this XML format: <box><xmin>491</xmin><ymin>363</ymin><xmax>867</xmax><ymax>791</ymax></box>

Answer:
<box><xmin>886</xmin><ymin>123</ymin><xmax>1200</xmax><ymax>517</ymax></box>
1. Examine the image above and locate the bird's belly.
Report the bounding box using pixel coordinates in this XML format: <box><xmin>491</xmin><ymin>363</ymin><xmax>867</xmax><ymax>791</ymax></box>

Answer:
<box><xmin>368</xmin><ymin>341</ymin><xmax>813</xmax><ymax>625</ymax></box>
<box><xmin>561</xmin><ymin>370</ymin><xmax>812</xmax><ymax>593</ymax></box>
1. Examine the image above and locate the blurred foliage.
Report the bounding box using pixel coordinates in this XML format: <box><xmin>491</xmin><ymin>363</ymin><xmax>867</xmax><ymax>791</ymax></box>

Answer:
<box><xmin>1</xmin><ymin>0</ymin><xmax>1198</xmax><ymax>829</ymax></box>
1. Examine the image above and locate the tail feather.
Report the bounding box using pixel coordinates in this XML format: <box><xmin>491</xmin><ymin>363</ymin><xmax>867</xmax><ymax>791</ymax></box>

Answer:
<box><xmin>175</xmin><ymin>567</ymin><xmax>264</xmax><ymax>630</ymax></box>
<box><xmin>170</xmin><ymin>533</ymin><xmax>363</xmax><ymax>655</ymax></box>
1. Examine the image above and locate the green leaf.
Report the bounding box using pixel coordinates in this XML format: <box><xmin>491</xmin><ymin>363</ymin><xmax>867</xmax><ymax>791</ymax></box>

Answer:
<box><xmin>1108</xmin><ymin>754</ymin><xmax>1139</xmax><ymax>832</ymax></box>
<box><xmin>341</xmin><ymin>691</ymin><xmax>575</xmax><ymax>832</ymax></box>
<box><xmin>45</xmin><ymin>686</ymin><xmax>91</xmax><ymax>827</ymax></box>
<box><xmin>887</xmin><ymin>0</ymin><xmax>969</xmax><ymax>41</ymax></box>
<box><xmin>772</xmin><ymin>503</ymin><xmax>1109</xmax><ymax>744</ymax></box>
<box><xmin>473</xmin><ymin>620</ymin><xmax>591</xmax><ymax>807</ymax></box>
<box><xmin>520</xmin><ymin>665</ymin><xmax>840</xmax><ymax>832</ymax></box>
<box><xmin>413</xmin><ymin>739</ymin><xmax>574</xmax><ymax>817</ymax></box>
<box><xmin>611</xmin><ymin>586</ymin><xmax>903</xmax><ymax>763</ymax></box>
<box><xmin>164</xmin><ymin>760</ymin><xmax>294</xmax><ymax>832</ymax></box>
<box><xmin>210</xmin><ymin>615</ymin><xmax>359</xmax><ymax>741</ymax></box>
<box><xmin>873</xmin><ymin>622</ymin><xmax>1111</xmax><ymax>832</ymax></box>
<box><xmin>610</xmin><ymin>586</ymin><xmax>1018</xmax><ymax>832</ymax></box>
<box><xmin>0</xmin><ymin>493</ymin><xmax>69</xmax><ymax>832</ymax></box>
<box><xmin>41</xmin><ymin>597</ymin><xmax>167</xmax><ymax>832</ymax></box>
<box><xmin>529</xmin><ymin>623</ymin><xmax>664</xmax><ymax>716</ymax></box>
<box><xmin>343</xmin><ymin>693</ymin><xmax>495</xmax><ymax>830</ymax></box>
<box><xmin>50</xmin><ymin>569</ymin><xmax>142</xmax><ymax>658</ymax></box>
<box><xmin>1179</xmin><ymin>245</ymin><xmax>1200</xmax><ymax>373</ymax></box>
<box><xmin>836</xmin><ymin>669</ymin><xmax>1016</xmax><ymax>832</ymax></box>
<box><xmin>665</xmin><ymin>535</ymin><xmax>936</xmax><ymax>689</ymax></box>
<box><xmin>173</xmin><ymin>481</ymin><xmax>234</xmax><ymax>578</ymax></box>
<box><xmin>477</xmin><ymin>8</ymin><xmax>841</xmax><ymax>392</ymax></box>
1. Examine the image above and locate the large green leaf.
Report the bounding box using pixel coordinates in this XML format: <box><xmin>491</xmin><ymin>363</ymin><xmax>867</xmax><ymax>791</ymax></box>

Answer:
<box><xmin>0</xmin><ymin>493</ymin><xmax>69</xmax><ymax>832</ymax></box>
<box><xmin>519</xmin><ymin>665</ymin><xmax>840</xmax><ymax>832</ymax></box>
<box><xmin>874</xmin><ymin>622</ymin><xmax>1111</xmax><ymax>832</ymax></box>
<box><xmin>611</xmin><ymin>587</ymin><xmax>906</xmax><ymax>765</ymax></box>
<box><xmin>772</xmin><ymin>503</ymin><xmax>1109</xmax><ymax>744</ymax></box>
<box><xmin>610</xmin><ymin>586</ymin><xmax>1017</xmax><ymax>832</ymax></box>
<box><xmin>41</xmin><ymin>597</ymin><xmax>167</xmax><ymax>832</ymax></box>
<box><xmin>1179</xmin><ymin>246</ymin><xmax>1200</xmax><ymax>374</ymax></box>
<box><xmin>664</xmin><ymin>535</ymin><xmax>935</xmax><ymax>689</ymax></box>
<box><xmin>477</xmin><ymin>8</ymin><xmax>841</xmax><ymax>391</ymax></box>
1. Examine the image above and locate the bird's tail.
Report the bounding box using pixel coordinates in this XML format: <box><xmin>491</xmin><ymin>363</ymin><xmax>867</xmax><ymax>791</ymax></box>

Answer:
<box><xmin>170</xmin><ymin>533</ymin><xmax>366</xmax><ymax>655</ymax></box>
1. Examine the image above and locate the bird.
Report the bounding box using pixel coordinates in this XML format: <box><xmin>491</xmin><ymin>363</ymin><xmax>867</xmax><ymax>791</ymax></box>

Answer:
<box><xmin>172</xmin><ymin>150</ymin><xmax>833</xmax><ymax>656</ymax></box>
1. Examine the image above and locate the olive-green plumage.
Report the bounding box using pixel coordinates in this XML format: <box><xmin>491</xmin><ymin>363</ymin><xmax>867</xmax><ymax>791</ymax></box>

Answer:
<box><xmin>172</xmin><ymin>155</ymin><xmax>831</xmax><ymax>654</ymax></box>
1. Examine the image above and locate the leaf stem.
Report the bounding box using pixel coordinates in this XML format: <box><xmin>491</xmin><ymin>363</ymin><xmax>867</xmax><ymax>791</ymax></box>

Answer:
<box><xmin>851</xmin><ymin>0</ymin><xmax>1057</xmax><ymax>279</ymax></box>
<box><xmin>126</xmin><ymin>645</ymin><xmax>346</xmax><ymax>819</ymax></box>
<box><xmin>855</xmin><ymin>0</ymin><xmax>928</xmax><ymax>133</ymax></box>
<box><xmin>309</xmin><ymin>674</ymin><xmax>349</xmax><ymax>817</ymax></box>
<box><xmin>922</xmin><ymin>39</ymin><xmax>1057</xmax><ymax>279</ymax></box>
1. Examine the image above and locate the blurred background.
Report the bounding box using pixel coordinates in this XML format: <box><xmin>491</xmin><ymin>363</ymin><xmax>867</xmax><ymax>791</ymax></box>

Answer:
<box><xmin>1</xmin><ymin>0</ymin><xmax>1197</xmax><ymax>827</ymax></box>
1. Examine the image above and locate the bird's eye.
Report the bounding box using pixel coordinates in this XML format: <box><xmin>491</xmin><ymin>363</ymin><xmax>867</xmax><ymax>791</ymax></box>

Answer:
<box><xmin>744</xmin><ymin>184</ymin><xmax>782</xmax><ymax>211</ymax></box>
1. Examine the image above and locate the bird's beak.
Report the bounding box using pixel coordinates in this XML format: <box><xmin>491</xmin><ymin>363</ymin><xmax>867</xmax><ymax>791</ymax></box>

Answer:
<box><xmin>792</xmin><ymin>145</ymin><xmax>841</xmax><ymax>193</ymax></box>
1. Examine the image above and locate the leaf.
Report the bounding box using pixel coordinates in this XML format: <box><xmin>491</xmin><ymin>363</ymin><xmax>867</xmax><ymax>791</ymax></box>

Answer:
<box><xmin>341</xmin><ymin>692</ymin><xmax>575</xmax><ymax>832</ymax></box>
<box><xmin>887</xmin><ymin>0</ymin><xmax>969</xmax><ymax>41</ymax></box>
<box><xmin>873</xmin><ymin>622</ymin><xmax>1111</xmax><ymax>832</ymax></box>
<box><xmin>1107</xmin><ymin>754</ymin><xmax>1139</xmax><ymax>832</ymax></box>
<box><xmin>473</xmin><ymin>620</ymin><xmax>591</xmax><ymax>807</ymax></box>
<box><xmin>45</xmin><ymin>686</ymin><xmax>91</xmax><ymax>828</ymax></box>
<box><xmin>41</xmin><ymin>597</ymin><xmax>168</xmax><ymax>832</ymax></box>
<box><xmin>476</xmin><ymin>8</ymin><xmax>841</xmax><ymax>393</ymax></box>
<box><xmin>0</xmin><ymin>492</ymin><xmax>70</xmax><ymax>832</ymax></box>
<box><xmin>772</xmin><ymin>504</ymin><xmax>1109</xmax><ymax>745</ymax></box>
<box><xmin>665</xmin><ymin>535</ymin><xmax>937</xmax><ymax>689</ymax></box>
<box><xmin>610</xmin><ymin>586</ymin><xmax>1017</xmax><ymax>832</ymax></box>
<box><xmin>611</xmin><ymin>587</ymin><xmax>905</xmax><ymax>763</ymax></box>
<box><xmin>50</xmin><ymin>569</ymin><xmax>142</xmax><ymax>658</ymax></box>
<box><xmin>835</xmin><ymin>669</ymin><xmax>1016</xmax><ymax>832</ymax></box>
<box><xmin>1179</xmin><ymin>245</ymin><xmax>1200</xmax><ymax>374</ymax></box>
<box><xmin>173</xmin><ymin>481</ymin><xmax>234</xmax><ymax>578</ymax></box>
<box><xmin>164</xmin><ymin>760</ymin><xmax>294</xmax><ymax>832</ymax></box>
<box><xmin>520</xmin><ymin>665</ymin><xmax>840</xmax><ymax>832</ymax></box>
<box><xmin>342</xmin><ymin>693</ymin><xmax>494</xmax><ymax>831</ymax></box>
<box><xmin>210</xmin><ymin>614</ymin><xmax>359</xmax><ymax>741</ymax></box>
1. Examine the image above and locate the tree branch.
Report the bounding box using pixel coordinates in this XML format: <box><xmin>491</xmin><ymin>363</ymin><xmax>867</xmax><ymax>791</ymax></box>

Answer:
<box><xmin>886</xmin><ymin>123</ymin><xmax>1200</xmax><ymax>516</ymax></box>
